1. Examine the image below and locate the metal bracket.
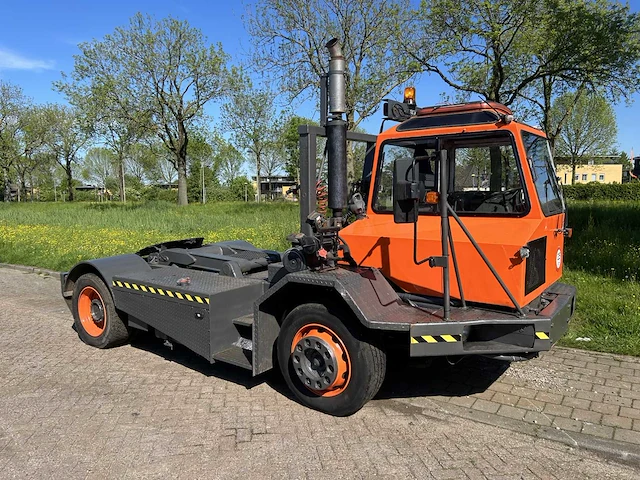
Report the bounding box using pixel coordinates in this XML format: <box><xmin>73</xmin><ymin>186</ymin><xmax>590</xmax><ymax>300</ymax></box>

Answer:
<box><xmin>428</xmin><ymin>256</ymin><xmax>447</xmax><ymax>268</ymax></box>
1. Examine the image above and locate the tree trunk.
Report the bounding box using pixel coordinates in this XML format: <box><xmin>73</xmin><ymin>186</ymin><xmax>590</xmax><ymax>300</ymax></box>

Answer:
<box><xmin>3</xmin><ymin>166</ymin><xmax>9</xmax><ymax>202</ymax></box>
<box><xmin>118</xmin><ymin>152</ymin><xmax>126</xmax><ymax>202</ymax></box>
<box><xmin>66</xmin><ymin>158</ymin><xmax>74</xmax><ymax>201</ymax></box>
<box><xmin>177</xmin><ymin>155</ymin><xmax>188</xmax><ymax>206</ymax></box>
<box><xmin>176</xmin><ymin>121</ymin><xmax>189</xmax><ymax>206</ymax></box>
<box><xmin>571</xmin><ymin>162</ymin><xmax>576</xmax><ymax>185</ymax></box>
<box><xmin>255</xmin><ymin>152</ymin><xmax>261</xmax><ymax>203</ymax></box>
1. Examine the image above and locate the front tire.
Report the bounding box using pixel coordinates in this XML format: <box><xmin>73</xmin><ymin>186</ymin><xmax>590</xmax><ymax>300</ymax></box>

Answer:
<box><xmin>72</xmin><ymin>273</ymin><xmax>129</xmax><ymax>349</ymax></box>
<box><xmin>277</xmin><ymin>303</ymin><xmax>386</xmax><ymax>416</ymax></box>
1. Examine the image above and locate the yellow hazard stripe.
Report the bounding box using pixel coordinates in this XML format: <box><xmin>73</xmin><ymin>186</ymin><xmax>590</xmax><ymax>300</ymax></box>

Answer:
<box><xmin>536</xmin><ymin>331</ymin><xmax>550</xmax><ymax>340</ymax></box>
<box><xmin>111</xmin><ymin>279</ymin><xmax>209</xmax><ymax>305</ymax></box>
<box><xmin>410</xmin><ymin>334</ymin><xmax>461</xmax><ymax>344</ymax></box>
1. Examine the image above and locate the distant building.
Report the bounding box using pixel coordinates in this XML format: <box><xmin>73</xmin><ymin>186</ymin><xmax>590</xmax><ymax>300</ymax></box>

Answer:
<box><xmin>251</xmin><ymin>175</ymin><xmax>297</xmax><ymax>201</ymax></box>
<box><xmin>630</xmin><ymin>156</ymin><xmax>640</xmax><ymax>181</ymax></box>
<box><xmin>555</xmin><ymin>156</ymin><xmax>623</xmax><ymax>185</ymax></box>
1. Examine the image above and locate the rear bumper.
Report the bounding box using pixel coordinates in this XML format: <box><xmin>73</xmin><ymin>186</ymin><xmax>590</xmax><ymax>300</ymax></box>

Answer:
<box><xmin>409</xmin><ymin>282</ymin><xmax>576</xmax><ymax>357</ymax></box>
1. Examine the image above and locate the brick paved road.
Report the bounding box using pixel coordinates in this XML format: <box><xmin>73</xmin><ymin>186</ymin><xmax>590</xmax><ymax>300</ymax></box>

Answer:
<box><xmin>0</xmin><ymin>267</ymin><xmax>638</xmax><ymax>479</ymax></box>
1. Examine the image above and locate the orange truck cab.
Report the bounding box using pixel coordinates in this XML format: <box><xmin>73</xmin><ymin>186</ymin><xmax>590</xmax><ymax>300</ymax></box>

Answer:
<box><xmin>337</xmin><ymin>98</ymin><xmax>575</xmax><ymax>357</ymax></box>
<box><xmin>343</xmin><ymin>101</ymin><xmax>569</xmax><ymax>310</ymax></box>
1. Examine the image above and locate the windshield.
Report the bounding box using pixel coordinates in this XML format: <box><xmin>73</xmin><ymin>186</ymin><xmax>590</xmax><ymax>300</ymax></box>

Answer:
<box><xmin>374</xmin><ymin>132</ymin><xmax>528</xmax><ymax>216</ymax></box>
<box><xmin>521</xmin><ymin>131</ymin><xmax>564</xmax><ymax>216</ymax></box>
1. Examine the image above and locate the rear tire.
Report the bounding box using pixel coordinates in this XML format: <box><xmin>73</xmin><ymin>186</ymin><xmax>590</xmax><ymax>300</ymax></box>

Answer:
<box><xmin>72</xmin><ymin>273</ymin><xmax>129</xmax><ymax>349</ymax></box>
<box><xmin>277</xmin><ymin>303</ymin><xmax>386</xmax><ymax>416</ymax></box>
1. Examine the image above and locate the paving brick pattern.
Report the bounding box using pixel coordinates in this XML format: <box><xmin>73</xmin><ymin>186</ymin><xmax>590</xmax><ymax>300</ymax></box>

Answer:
<box><xmin>392</xmin><ymin>342</ymin><xmax>640</xmax><ymax>446</ymax></box>
<box><xmin>0</xmin><ymin>268</ymin><xmax>638</xmax><ymax>478</ymax></box>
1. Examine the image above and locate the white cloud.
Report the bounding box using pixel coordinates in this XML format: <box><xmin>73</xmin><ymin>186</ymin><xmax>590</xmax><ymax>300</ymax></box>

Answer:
<box><xmin>0</xmin><ymin>47</ymin><xmax>54</xmax><ymax>71</ymax></box>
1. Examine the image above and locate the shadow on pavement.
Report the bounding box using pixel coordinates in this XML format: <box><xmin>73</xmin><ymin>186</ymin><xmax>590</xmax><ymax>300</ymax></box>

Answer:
<box><xmin>129</xmin><ymin>332</ymin><xmax>509</xmax><ymax>404</ymax></box>
<box><xmin>377</xmin><ymin>356</ymin><xmax>509</xmax><ymax>400</ymax></box>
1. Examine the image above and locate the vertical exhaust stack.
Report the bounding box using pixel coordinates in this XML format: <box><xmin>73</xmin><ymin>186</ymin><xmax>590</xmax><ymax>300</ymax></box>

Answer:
<box><xmin>325</xmin><ymin>38</ymin><xmax>348</xmax><ymax>226</ymax></box>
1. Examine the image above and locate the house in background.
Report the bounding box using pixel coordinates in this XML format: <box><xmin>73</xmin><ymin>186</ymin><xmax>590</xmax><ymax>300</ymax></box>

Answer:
<box><xmin>251</xmin><ymin>175</ymin><xmax>297</xmax><ymax>201</ymax></box>
<box><xmin>555</xmin><ymin>155</ymin><xmax>623</xmax><ymax>185</ymax></box>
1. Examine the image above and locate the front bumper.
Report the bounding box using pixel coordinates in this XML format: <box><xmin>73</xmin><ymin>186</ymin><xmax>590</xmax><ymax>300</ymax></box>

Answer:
<box><xmin>409</xmin><ymin>282</ymin><xmax>576</xmax><ymax>357</ymax></box>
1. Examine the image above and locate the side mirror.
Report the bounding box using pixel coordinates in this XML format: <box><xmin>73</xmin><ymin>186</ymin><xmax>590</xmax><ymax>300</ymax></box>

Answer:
<box><xmin>393</xmin><ymin>157</ymin><xmax>418</xmax><ymax>223</ymax></box>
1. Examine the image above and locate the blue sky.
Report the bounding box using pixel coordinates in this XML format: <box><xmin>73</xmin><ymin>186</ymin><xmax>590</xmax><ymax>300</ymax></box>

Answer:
<box><xmin>1</xmin><ymin>0</ymin><xmax>639</xmax><ymax>158</ymax></box>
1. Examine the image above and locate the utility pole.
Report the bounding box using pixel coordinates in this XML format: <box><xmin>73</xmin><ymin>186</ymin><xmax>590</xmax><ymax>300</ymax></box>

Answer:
<box><xmin>201</xmin><ymin>161</ymin><xmax>206</xmax><ymax>204</ymax></box>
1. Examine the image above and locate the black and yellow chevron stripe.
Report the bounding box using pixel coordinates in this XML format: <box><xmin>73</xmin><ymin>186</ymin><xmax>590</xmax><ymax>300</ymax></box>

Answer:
<box><xmin>411</xmin><ymin>334</ymin><xmax>461</xmax><ymax>344</ymax></box>
<box><xmin>111</xmin><ymin>280</ymin><xmax>209</xmax><ymax>305</ymax></box>
<box><xmin>410</xmin><ymin>331</ymin><xmax>550</xmax><ymax>344</ymax></box>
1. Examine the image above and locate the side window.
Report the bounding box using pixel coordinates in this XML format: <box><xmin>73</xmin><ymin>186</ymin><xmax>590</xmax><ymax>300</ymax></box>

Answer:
<box><xmin>374</xmin><ymin>142</ymin><xmax>437</xmax><ymax>212</ymax></box>
<box><xmin>375</xmin><ymin>144</ymin><xmax>413</xmax><ymax>211</ymax></box>
<box><xmin>521</xmin><ymin>131</ymin><xmax>564</xmax><ymax>216</ymax></box>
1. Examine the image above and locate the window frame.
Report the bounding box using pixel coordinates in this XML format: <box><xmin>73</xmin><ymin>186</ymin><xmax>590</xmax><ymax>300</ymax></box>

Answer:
<box><xmin>520</xmin><ymin>130</ymin><xmax>565</xmax><ymax>217</ymax></box>
<box><xmin>372</xmin><ymin>131</ymin><xmax>531</xmax><ymax>218</ymax></box>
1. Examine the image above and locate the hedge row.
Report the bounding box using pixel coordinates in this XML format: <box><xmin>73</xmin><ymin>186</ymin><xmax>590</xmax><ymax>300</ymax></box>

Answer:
<box><xmin>562</xmin><ymin>182</ymin><xmax>640</xmax><ymax>201</ymax></box>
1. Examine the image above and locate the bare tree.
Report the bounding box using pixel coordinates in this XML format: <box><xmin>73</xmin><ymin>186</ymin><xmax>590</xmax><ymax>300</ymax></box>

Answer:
<box><xmin>245</xmin><ymin>0</ymin><xmax>417</xmax><ymax>131</ymax></box>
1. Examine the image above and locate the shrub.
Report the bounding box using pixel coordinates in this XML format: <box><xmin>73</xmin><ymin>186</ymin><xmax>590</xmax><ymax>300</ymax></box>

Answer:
<box><xmin>562</xmin><ymin>182</ymin><xmax>640</xmax><ymax>201</ymax></box>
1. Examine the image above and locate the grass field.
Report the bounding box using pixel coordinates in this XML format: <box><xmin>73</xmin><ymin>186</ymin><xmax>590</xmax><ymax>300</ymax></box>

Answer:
<box><xmin>0</xmin><ymin>200</ymin><xmax>638</xmax><ymax>356</ymax></box>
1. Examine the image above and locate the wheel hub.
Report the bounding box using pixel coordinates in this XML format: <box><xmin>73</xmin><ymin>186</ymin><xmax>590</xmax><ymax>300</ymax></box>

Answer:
<box><xmin>290</xmin><ymin>324</ymin><xmax>351</xmax><ymax>397</ymax></box>
<box><xmin>292</xmin><ymin>336</ymin><xmax>338</xmax><ymax>390</ymax></box>
<box><xmin>90</xmin><ymin>299</ymin><xmax>104</xmax><ymax>322</ymax></box>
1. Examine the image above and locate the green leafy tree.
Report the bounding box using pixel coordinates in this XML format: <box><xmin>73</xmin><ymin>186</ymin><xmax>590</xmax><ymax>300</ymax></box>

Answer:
<box><xmin>57</xmin><ymin>13</ymin><xmax>229</xmax><ymax>205</ymax></box>
<box><xmin>0</xmin><ymin>81</ymin><xmax>30</xmax><ymax>201</ymax></box>
<box><xmin>551</xmin><ymin>93</ymin><xmax>617</xmax><ymax>184</ymax></box>
<box><xmin>13</xmin><ymin>105</ymin><xmax>53</xmax><ymax>201</ymax></box>
<box><xmin>222</xmin><ymin>78</ymin><xmax>280</xmax><ymax>202</ymax></box>
<box><xmin>228</xmin><ymin>176</ymin><xmax>255</xmax><ymax>201</ymax></box>
<box><xmin>278</xmin><ymin>116</ymin><xmax>317</xmax><ymax>180</ymax></box>
<box><xmin>406</xmin><ymin>0</ymin><xmax>640</xmax><ymax>146</ymax></box>
<box><xmin>44</xmin><ymin>105</ymin><xmax>93</xmax><ymax>201</ymax></box>
<box><xmin>213</xmin><ymin>136</ymin><xmax>245</xmax><ymax>185</ymax></box>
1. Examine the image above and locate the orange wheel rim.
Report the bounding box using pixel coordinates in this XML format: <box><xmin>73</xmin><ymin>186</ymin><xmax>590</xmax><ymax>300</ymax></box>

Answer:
<box><xmin>290</xmin><ymin>323</ymin><xmax>351</xmax><ymax>397</ymax></box>
<box><xmin>77</xmin><ymin>286</ymin><xmax>106</xmax><ymax>337</ymax></box>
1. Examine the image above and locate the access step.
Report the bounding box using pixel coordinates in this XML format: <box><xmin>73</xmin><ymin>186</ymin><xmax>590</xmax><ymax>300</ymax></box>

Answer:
<box><xmin>213</xmin><ymin>346</ymin><xmax>252</xmax><ymax>370</ymax></box>
<box><xmin>232</xmin><ymin>315</ymin><xmax>254</xmax><ymax>328</ymax></box>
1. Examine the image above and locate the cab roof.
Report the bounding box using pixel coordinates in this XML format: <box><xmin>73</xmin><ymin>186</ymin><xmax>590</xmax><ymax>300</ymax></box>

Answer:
<box><xmin>396</xmin><ymin>101</ymin><xmax>513</xmax><ymax>132</ymax></box>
